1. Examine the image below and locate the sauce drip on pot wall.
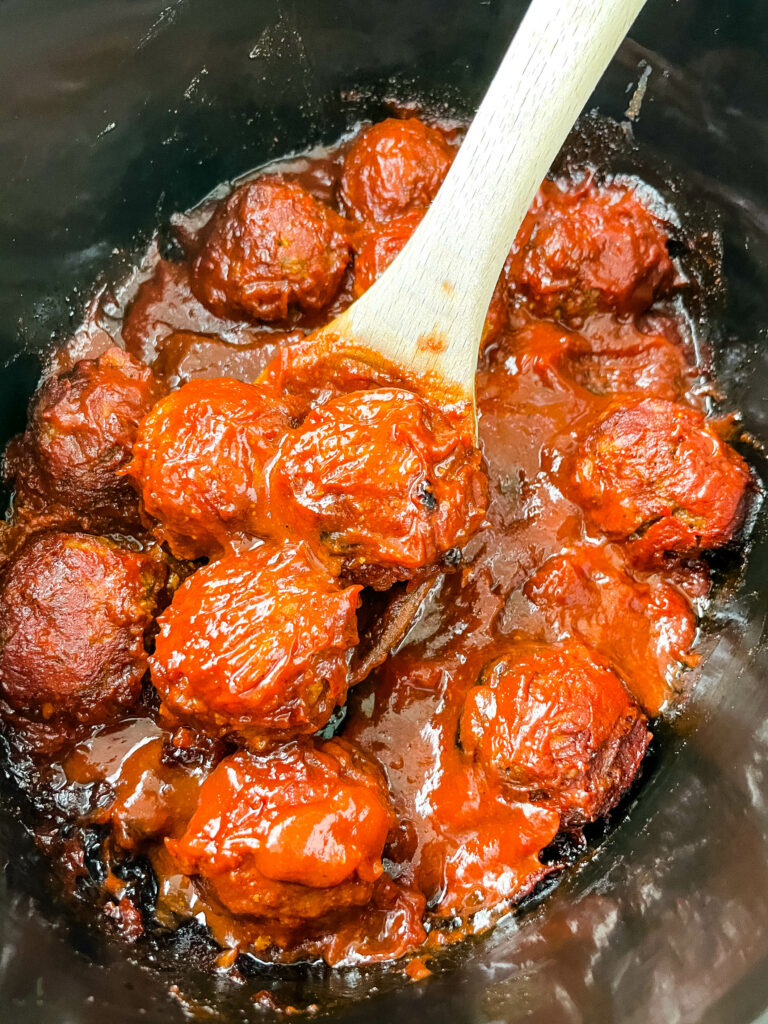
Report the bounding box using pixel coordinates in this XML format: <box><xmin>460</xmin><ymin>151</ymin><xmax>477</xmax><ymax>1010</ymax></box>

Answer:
<box><xmin>0</xmin><ymin>114</ymin><xmax>757</xmax><ymax>972</ymax></box>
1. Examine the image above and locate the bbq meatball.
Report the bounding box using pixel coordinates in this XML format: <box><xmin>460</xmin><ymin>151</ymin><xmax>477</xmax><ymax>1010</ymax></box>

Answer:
<box><xmin>571</xmin><ymin>398</ymin><xmax>752</xmax><ymax>561</ymax></box>
<box><xmin>524</xmin><ymin>545</ymin><xmax>697</xmax><ymax>714</ymax></box>
<box><xmin>340</xmin><ymin>118</ymin><xmax>453</xmax><ymax>223</ymax></box>
<box><xmin>127</xmin><ymin>377</ymin><xmax>293</xmax><ymax>560</ymax></box>
<box><xmin>506</xmin><ymin>179</ymin><xmax>675</xmax><ymax>321</ymax></box>
<box><xmin>561</xmin><ymin>316</ymin><xmax>688</xmax><ymax>400</ymax></box>
<box><xmin>272</xmin><ymin>388</ymin><xmax>488</xmax><ymax>588</ymax></box>
<box><xmin>191</xmin><ymin>178</ymin><xmax>351</xmax><ymax>321</ymax></box>
<box><xmin>150</xmin><ymin>543</ymin><xmax>361</xmax><ymax>744</ymax></box>
<box><xmin>0</xmin><ymin>532</ymin><xmax>167</xmax><ymax>727</ymax></box>
<box><xmin>3</xmin><ymin>347</ymin><xmax>160</xmax><ymax>531</ymax></box>
<box><xmin>421</xmin><ymin>801</ymin><xmax>559</xmax><ymax>919</ymax></box>
<box><xmin>460</xmin><ymin>641</ymin><xmax>649</xmax><ymax>825</ymax></box>
<box><xmin>166</xmin><ymin>738</ymin><xmax>394</xmax><ymax>925</ymax></box>
<box><xmin>353</xmin><ymin>210</ymin><xmax>507</xmax><ymax>346</ymax></box>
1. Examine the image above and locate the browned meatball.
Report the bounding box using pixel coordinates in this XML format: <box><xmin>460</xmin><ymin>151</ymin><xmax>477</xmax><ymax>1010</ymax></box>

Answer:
<box><xmin>506</xmin><ymin>178</ymin><xmax>675</xmax><ymax>321</ymax></box>
<box><xmin>191</xmin><ymin>178</ymin><xmax>351</xmax><ymax>322</ymax></box>
<box><xmin>0</xmin><ymin>533</ymin><xmax>168</xmax><ymax>728</ymax></box>
<box><xmin>166</xmin><ymin>738</ymin><xmax>394</xmax><ymax>927</ymax></box>
<box><xmin>340</xmin><ymin>118</ymin><xmax>453</xmax><ymax>223</ymax></box>
<box><xmin>460</xmin><ymin>641</ymin><xmax>649</xmax><ymax>825</ymax></box>
<box><xmin>3</xmin><ymin>347</ymin><xmax>161</xmax><ymax>531</ymax></box>
<box><xmin>571</xmin><ymin>398</ymin><xmax>753</xmax><ymax>561</ymax></box>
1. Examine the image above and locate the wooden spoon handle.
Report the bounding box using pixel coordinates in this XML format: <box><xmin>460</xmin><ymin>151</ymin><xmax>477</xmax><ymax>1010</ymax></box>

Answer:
<box><xmin>342</xmin><ymin>0</ymin><xmax>646</xmax><ymax>397</ymax></box>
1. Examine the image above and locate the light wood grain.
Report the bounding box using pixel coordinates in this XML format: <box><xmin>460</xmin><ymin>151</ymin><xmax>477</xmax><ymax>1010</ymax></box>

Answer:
<box><xmin>318</xmin><ymin>0</ymin><xmax>647</xmax><ymax>407</ymax></box>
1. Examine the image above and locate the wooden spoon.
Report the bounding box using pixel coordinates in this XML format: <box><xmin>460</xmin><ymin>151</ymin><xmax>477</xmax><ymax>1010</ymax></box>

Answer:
<box><xmin>343</xmin><ymin>0</ymin><xmax>647</xmax><ymax>680</ymax></box>
<box><xmin>317</xmin><ymin>0</ymin><xmax>647</xmax><ymax>412</ymax></box>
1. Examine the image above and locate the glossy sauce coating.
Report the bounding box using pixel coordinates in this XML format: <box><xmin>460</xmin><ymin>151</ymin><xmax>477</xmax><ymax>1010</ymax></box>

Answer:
<box><xmin>192</xmin><ymin>178</ymin><xmax>351</xmax><ymax>321</ymax></box>
<box><xmin>168</xmin><ymin>740</ymin><xmax>393</xmax><ymax>917</ymax></box>
<box><xmin>0</xmin><ymin>114</ymin><xmax>757</xmax><ymax>974</ymax></box>
<box><xmin>121</xmin><ymin>260</ymin><xmax>265</xmax><ymax>364</ymax></box>
<box><xmin>525</xmin><ymin>544</ymin><xmax>698</xmax><ymax>714</ymax></box>
<box><xmin>340</xmin><ymin>118</ymin><xmax>453</xmax><ymax>223</ymax></box>
<box><xmin>506</xmin><ymin>177</ymin><xmax>676</xmax><ymax>320</ymax></box>
<box><xmin>572</xmin><ymin>397</ymin><xmax>752</xmax><ymax>562</ymax></box>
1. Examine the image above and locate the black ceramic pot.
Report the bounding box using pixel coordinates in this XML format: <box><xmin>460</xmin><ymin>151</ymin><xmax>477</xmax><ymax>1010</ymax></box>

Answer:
<box><xmin>1</xmin><ymin>1</ymin><xmax>767</xmax><ymax>1022</ymax></box>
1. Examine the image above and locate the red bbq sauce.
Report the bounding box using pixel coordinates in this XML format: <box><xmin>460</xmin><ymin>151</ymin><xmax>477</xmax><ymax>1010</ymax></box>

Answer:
<box><xmin>0</xmin><ymin>113</ymin><xmax>757</xmax><ymax>973</ymax></box>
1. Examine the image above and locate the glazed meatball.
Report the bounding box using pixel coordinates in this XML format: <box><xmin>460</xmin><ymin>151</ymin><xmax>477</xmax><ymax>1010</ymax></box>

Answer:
<box><xmin>128</xmin><ymin>377</ymin><xmax>293</xmax><ymax>560</ymax></box>
<box><xmin>191</xmin><ymin>178</ymin><xmax>351</xmax><ymax>321</ymax></box>
<box><xmin>506</xmin><ymin>179</ymin><xmax>675</xmax><ymax>321</ymax></box>
<box><xmin>4</xmin><ymin>347</ymin><xmax>160</xmax><ymax>531</ymax></box>
<box><xmin>166</xmin><ymin>738</ymin><xmax>394</xmax><ymax>926</ymax></box>
<box><xmin>524</xmin><ymin>545</ymin><xmax>697</xmax><ymax>714</ymax></box>
<box><xmin>340</xmin><ymin>118</ymin><xmax>453</xmax><ymax>223</ymax></box>
<box><xmin>420</xmin><ymin>801</ymin><xmax>559</xmax><ymax>919</ymax></box>
<box><xmin>561</xmin><ymin>316</ymin><xmax>688</xmax><ymax>400</ymax></box>
<box><xmin>272</xmin><ymin>388</ymin><xmax>488</xmax><ymax>588</ymax></box>
<box><xmin>460</xmin><ymin>641</ymin><xmax>649</xmax><ymax>825</ymax></box>
<box><xmin>571</xmin><ymin>398</ymin><xmax>752</xmax><ymax>561</ymax></box>
<box><xmin>0</xmin><ymin>532</ymin><xmax>167</xmax><ymax>727</ymax></box>
<box><xmin>150</xmin><ymin>543</ymin><xmax>361</xmax><ymax>744</ymax></box>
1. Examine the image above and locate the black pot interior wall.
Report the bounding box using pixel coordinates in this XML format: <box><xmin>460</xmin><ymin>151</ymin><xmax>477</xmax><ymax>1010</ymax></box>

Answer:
<box><xmin>1</xmin><ymin>1</ymin><xmax>767</xmax><ymax>1022</ymax></box>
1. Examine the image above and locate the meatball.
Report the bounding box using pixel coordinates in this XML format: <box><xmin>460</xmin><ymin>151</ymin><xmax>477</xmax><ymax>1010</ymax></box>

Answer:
<box><xmin>166</xmin><ymin>738</ymin><xmax>394</xmax><ymax>926</ymax></box>
<box><xmin>506</xmin><ymin>178</ymin><xmax>675</xmax><ymax>321</ymax></box>
<box><xmin>524</xmin><ymin>545</ymin><xmax>697</xmax><ymax>714</ymax></box>
<box><xmin>0</xmin><ymin>532</ymin><xmax>167</xmax><ymax>728</ymax></box>
<box><xmin>4</xmin><ymin>347</ymin><xmax>160</xmax><ymax>531</ymax></box>
<box><xmin>150</xmin><ymin>543</ymin><xmax>361</xmax><ymax>744</ymax></box>
<box><xmin>353</xmin><ymin>210</ymin><xmax>507</xmax><ymax>346</ymax></box>
<box><xmin>340</xmin><ymin>118</ymin><xmax>453</xmax><ymax>223</ymax></box>
<box><xmin>127</xmin><ymin>377</ymin><xmax>293</xmax><ymax>560</ymax></box>
<box><xmin>565</xmin><ymin>336</ymin><xmax>686</xmax><ymax>400</ymax></box>
<box><xmin>571</xmin><ymin>398</ymin><xmax>752</xmax><ymax>561</ymax></box>
<box><xmin>561</xmin><ymin>315</ymin><xmax>688</xmax><ymax>400</ymax></box>
<box><xmin>420</xmin><ymin>801</ymin><xmax>559</xmax><ymax>918</ymax></box>
<box><xmin>460</xmin><ymin>641</ymin><xmax>649</xmax><ymax>825</ymax></box>
<box><xmin>191</xmin><ymin>178</ymin><xmax>351</xmax><ymax>322</ymax></box>
<box><xmin>272</xmin><ymin>388</ymin><xmax>488</xmax><ymax>588</ymax></box>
